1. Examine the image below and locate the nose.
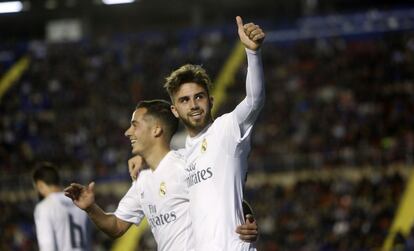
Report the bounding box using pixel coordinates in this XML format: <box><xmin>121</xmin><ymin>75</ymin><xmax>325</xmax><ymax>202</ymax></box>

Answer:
<box><xmin>124</xmin><ymin>126</ymin><xmax>131</xmax><ymax>137</ymax></box>
<box><xmin>190</xmin><ymin>98</ymin><xmax>200</xmax><ymax>110</ymax></box>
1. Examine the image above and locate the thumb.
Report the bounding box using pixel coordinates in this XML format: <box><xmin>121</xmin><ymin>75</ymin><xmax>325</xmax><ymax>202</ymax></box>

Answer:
<box><xmin>88</xmin><ymin>181</ymin><xmax>95</xmax><ymax>192</ymax></box>
<box><xmin>246</xmin><ymin>214</ymin><xmax>255</xmax><ymax>223</ymax></box>
<box><xmin>236</xmin><ymin>16</ymin><xmax>244</xmax><ymax>31</ymax></box>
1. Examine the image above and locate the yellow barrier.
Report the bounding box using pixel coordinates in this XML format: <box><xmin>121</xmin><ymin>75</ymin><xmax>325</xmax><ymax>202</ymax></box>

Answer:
<box><xmin>0</xmin><ymin>56</ymin><xmax>30</xmax><ymax>101</ymax></box>
<box><xmin>211</xmin><ymin>42</ymin><xmax>246</xmax><ymax>115</ymax></box>
<box><xmin>382</xmin><ymin>169</ymin><xmax>414</xmax><ymax>250</ymax></box>
<box><xmin>111</xmin><ymin>218</ymin><xmax>149</xmax><ymax>251</ymax></box>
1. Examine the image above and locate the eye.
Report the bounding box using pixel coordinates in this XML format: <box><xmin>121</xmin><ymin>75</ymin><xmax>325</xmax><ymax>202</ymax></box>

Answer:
<box><xmin>195</xmin><ymin>94</ymin><xmax>204</xmax><ymax>100</ymax></box>
<box><xmin>179</xmin><ymin>97</ymin><xmax>189</xmax><ymax>103</ymax></box>
<box><xmin>131</xmin><ymin>121</ymin><xmax>139</xmax><ymax>128</ymax></box>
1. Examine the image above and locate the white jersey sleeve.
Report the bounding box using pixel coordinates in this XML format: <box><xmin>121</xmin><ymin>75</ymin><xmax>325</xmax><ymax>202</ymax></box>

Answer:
<box><xmin>34</xmin><ymin>204</ymin><xmax>56</xmax><ymax>251</ymax></box>
<box><xmin>114</xmin><ymin>180</ymin><xmax>145</xmax><ymax>225</ymax></box>
<box><xmin>233</xmin><ymin>48</ymin><xmax>265</xmax><ymax>137</ymax></box>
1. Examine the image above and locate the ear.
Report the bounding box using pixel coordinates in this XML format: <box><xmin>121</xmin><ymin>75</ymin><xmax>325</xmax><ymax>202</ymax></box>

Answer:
<box><xmin>209</xmin><ymin>96</ymin><xmax>214</xmax><ymax>108</ymax></box>
<box><xmin>36</xmin><ymin>181</ymin><xmax>47</xmax><ymax>196</ymax></box>
<box><xmin>153</xmin><ymin>125</ymin><xmax>163</xmax><ymax>138</ymax></box>
<box><xmin>171</xmin><ymin>105</ymin><xmax>179</xmax><ymax>118</ymax></box>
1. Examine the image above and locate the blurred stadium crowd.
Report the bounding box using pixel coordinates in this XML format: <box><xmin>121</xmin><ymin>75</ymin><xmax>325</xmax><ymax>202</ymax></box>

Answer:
<box><xmin>1</xmin><ymin>16</ymin><xmax>414</xmax><ymax>251</ymax></box>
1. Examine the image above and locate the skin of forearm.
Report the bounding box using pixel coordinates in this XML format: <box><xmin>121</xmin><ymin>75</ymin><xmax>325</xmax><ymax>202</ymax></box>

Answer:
<box><xmin>85</xmin><ymin>203</ymin><xmax>129</xmax><ymax>238</ymax></box>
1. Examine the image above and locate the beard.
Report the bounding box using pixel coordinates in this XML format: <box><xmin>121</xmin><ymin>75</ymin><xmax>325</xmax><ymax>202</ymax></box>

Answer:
<box><xmin>180</xmin><ymin>111</ymin><xmax>212</xmax><ymax>134</ymax></box>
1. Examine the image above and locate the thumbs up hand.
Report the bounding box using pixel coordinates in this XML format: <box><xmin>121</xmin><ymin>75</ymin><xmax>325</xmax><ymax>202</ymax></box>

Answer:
<box><xmin>236</xmin><ymin>16</ymin><xmax>265</xmax><ymax>51</ymax></box>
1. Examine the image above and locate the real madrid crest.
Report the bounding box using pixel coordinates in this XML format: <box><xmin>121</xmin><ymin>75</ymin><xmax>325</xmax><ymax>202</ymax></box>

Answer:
<box><xmin>201</xmin><ymin>138</ymin><xmax>207</xmax><ymax>153</ymax></box>
<box><xmin>159</xmin><ymin>182</ymin><xmax>166</xmax><ymax>196</ymax></box>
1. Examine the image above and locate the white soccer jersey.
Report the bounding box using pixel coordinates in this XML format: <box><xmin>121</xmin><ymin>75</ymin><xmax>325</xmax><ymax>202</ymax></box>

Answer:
<box><xmin>115</xmin><ymin>151</ymin><xmax>194</xmax><ymax>251</ymax></box>
<box><xmin>183</xmin><ymin>49</ymin><xmax>264</xmax><ymax>251</ymax></box>
<box><xmin>34</xmin><ymin>192</ymin><xmax>89</xmax><ymax>251</ymax></box>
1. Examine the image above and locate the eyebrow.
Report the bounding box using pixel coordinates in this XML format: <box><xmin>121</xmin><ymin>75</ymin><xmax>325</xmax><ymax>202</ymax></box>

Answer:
<box><xmin>178</xmin><ymin>91</ymin><xmax>206</xmax><ymax>100</ymax></box>
<box><xmin>178</xmin><ymin>96</ymin><xmax>189</xmax><ymax>102</ymax></box>
<box><xmin>194</xmin><ymin>91</ymin><xmax>206</xmax><ymax>96</ymax></box>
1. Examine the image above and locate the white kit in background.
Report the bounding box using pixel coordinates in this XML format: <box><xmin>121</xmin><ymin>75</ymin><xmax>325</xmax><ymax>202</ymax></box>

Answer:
<box><xmin>34</xmin><ymin>192</ymin><xmax>90</xmax><ymax>251</ymax></box>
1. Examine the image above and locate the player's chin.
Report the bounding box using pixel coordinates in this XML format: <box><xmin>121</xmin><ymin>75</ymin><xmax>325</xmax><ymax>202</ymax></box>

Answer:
<box><xmin>131</xmin><ymin>147</ymin><xmax>140</xmax><ymax>156</ymax></box>
<box><xmin>190</xmin><ymin>120</ymin><xmax>206</xmax><ymax>129</ymax></box>
<box><xmin>192</xmin><ymin>115</ymin><xmax>207</xmax><ymax>124</ymax></box>
<box><xmin>199</xmin><ymin>117</ymin><xmax>210</xmax><ymax>128</ymax></box>
<box><xmin>190</xmin><ymin>118</ymin><xmax>202</xmax><ymax>124</ymax></box>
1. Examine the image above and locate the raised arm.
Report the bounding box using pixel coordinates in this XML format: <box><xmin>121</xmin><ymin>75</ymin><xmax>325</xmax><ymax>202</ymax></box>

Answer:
<box><xmin>233</xmin><ymin>16</ymin><xmax>266</xmax><ymax>134</ymax></box>
<box><xmin>64</xmin><ymin>182</ymin><xmax>131</xmax><ymax>238</ymax></box>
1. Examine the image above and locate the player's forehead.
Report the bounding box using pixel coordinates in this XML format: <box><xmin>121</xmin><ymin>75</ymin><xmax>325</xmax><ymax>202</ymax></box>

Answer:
<box><xmin>130</xmin><ymin>108</ymin><xmax>148</xmax><ymax>122</ymax></box>
<box><xmin>174</xmin><ymin>82</ymin><xmax>208</xmax><ymax>98</ymax></box>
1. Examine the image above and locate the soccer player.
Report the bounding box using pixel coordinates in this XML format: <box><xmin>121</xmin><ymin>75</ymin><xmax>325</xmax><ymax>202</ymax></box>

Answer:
<box><xmin>163</xmin><ymin>16</ymin><xmax>265</xmax><ymax>250</ymax></box>
<box><xmin>65</xmin><ymin>100</ymin><xmax>193</xmax><ymax>251</ymax></box>
<box><xmin>65</xmin><ymin>100</ymin><xmax>257</xmax><ymax>251</ymax></box>
<box><xmin>33</xmin><ymin>162</ymin><xmax>90</xmax><ymax>251</ymax></box>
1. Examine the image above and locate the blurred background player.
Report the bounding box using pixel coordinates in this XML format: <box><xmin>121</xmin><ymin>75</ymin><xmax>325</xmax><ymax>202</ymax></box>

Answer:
<box><xmin>32</xmin><ymin>162</ymin><xmax>90</xmax><ymax>251</ymax></box>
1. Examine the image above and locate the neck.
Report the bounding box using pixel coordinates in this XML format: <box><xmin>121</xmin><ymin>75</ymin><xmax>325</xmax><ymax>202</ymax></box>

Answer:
<box><xmin>188</xmin><ymin>121</ymin><xmax>212</xmax><ymax>137</ymax></box>
<box><xmin>188</xmin><ymin>129</ymin><xmax>201</xmax><ymax>137</ymax></box>
<box><xmin>44</xmin><ymin>186</ymin><xmax>61</xmax><ymax>197</ymax></box>
<box><xmin>143</xmin><ymin>144</ymin><xmax>171</xmax><ymax>171</ymax></box>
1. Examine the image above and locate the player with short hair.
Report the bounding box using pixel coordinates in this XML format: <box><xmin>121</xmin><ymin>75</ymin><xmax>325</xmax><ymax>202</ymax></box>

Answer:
<box><xmin>33</xmin><ymin>162</ymin><xmax>90</xmax><ymax>251</ymax></box>
<box><xmin>65</xmin><ymin>100</ymin><xmax>193</xmax><ymax>251</ymax></box>
<box><xmin>164</xmin><ymin>16</ymin><xmax>265</xmax><ymax>251</ymax></box>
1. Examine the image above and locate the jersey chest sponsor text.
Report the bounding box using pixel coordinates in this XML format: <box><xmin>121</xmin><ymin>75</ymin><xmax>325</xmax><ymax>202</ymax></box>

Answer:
<box><xmin>185</xmin><ymin>162</ymin><xmax>213</xmax><ymax>187</ymax></box>
<box><xmin>146</xmin><ymin>204</ymin><xmax>177</xmax><ymax>229</ymax></box>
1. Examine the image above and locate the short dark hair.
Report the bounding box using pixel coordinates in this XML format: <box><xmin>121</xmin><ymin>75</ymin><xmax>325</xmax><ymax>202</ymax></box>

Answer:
<box><xmin>136</xmin><ymin>99</ymin><xmax>178</xmax><ymax>140</ymax></box>
<box><xmin>32</xmin><ymin>162</ymin><xmax>60</xmax><ymax>186</ymax></box>
<box><xmin>164</xmin><ymin>64</ymin><xmax>212</xmax><ymax>100</ymax></box>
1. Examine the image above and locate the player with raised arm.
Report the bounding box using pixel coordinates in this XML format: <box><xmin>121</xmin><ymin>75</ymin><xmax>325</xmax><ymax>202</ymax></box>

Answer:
<box><xmin>33</xmin><ymin>162</ymin><xmax>90</xmax><ymax>251</ymax></box>
<box><xmin>163</xmin><ymin>16</ymin><xmax>265</xmax><ymax>250</ymax></box>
